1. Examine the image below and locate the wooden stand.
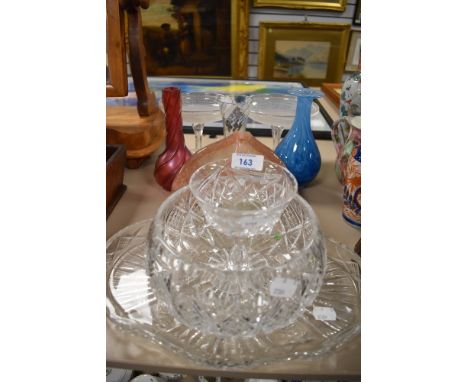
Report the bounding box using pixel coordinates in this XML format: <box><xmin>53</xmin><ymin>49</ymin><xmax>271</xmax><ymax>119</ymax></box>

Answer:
<box><xmin>106</xmin><ymin>0</ymin><xmax>166</xmax><ymax>169</ymax></box>
<box><xmin>106</xmin><ymin>106</ymin><xmax>166</xmax><ymax>168</ymax></box>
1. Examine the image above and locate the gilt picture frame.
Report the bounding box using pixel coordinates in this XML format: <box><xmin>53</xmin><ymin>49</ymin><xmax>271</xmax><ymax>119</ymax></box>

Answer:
<box><xmin>106</xmin><ymin>0</ymin><xmax>128</xmax><ymax>97</ymax></box>
<box><xmin>345</xmin><ymin>30</ymin><xmax>360</xmax><ymax>72</ymax></box>
<box><xmin>353</xmin><ymin>0</ymin><xmax>361</xmax><ymax>25</ymax></box>
<box><xmin>253</xmin><ymin>0</ymin><xmax>346</xmax><ymax>12</ymax></box>
<box><xmin>140</xmin><ymin>0</ymin><xmax>249</xmax><ymax>79</ymax></box>
<box><xmin>258</xmin><ymin>22</ymin><xmax>351</xmax><ymax>87</ymax></box>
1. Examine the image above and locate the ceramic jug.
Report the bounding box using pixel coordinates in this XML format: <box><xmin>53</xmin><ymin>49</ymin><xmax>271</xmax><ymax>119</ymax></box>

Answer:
<box><xmin>340</xmin><ymin>71</ymin><xmax>361</xmax><ymax>118</ymax></box>
<box><xmin>334</xmin><ymin>70</ymin><xmax>361</xmax><ymax>183</ymax></box>
<box><xmin>331</xmin><ymin>116</ymin><xmax>361</xmax><ymax>227</ymax></box>
<box><xmin>331</xmin><ymin>116</ymin><xmax>361</xmax><ymax>184</ymax></box>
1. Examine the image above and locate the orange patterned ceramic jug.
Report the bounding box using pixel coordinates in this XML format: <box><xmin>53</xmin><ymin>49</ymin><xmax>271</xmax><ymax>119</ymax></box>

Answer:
<box><xmin>331</xmin><ymin>116</ymin><xmax>361</xmax><ymax>184</ymax></box>
<box><xmin>331</xmin><ymin>116</ymin><xmax>361</xmax><ymax>227</ymax></box>
<box><xmin>343</xmin><ymin>143</ymin><xmax>361</xmax><ymax>227</ymax></box>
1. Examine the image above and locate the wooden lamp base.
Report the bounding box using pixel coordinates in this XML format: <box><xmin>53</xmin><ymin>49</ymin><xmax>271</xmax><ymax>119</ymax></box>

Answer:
<box><xmin>106</xmin><ymin>105</ymin><xmax>166</xmax><ymax>168</ymax></box>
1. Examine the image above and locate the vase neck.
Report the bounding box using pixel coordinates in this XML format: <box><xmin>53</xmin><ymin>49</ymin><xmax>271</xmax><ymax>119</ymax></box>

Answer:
<box><xmin>297</xmin><ymin>95</ymin><xmax>312</xmax><ymax>114</ymax></box>
<box><xmin>292</xmin><ymin>96</ymin><xmax>312</xmax><ymax>130</ymax></box>
<box><xmin>162</xmin><ymin>87</ymin><xmax>184</xmax><ymax>149</ymax></box>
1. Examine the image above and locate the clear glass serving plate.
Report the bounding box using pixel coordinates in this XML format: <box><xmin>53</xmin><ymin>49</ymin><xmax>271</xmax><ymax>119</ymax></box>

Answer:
<box><xmin>147</xmin><ymin>186</ymin><xmax>325</xmax><ymax>337</ymax></box>
<box><xmin>106</xmin><ymin>220</ymin><xmax>361</xmax><ymax>368</ymax></box>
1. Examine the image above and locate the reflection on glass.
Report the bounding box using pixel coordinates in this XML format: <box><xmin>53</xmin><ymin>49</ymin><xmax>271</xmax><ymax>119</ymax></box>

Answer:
<box><xmin>182</xmin><ymin>93</ymin><xmax>221</xmax><ymax>152</ymax></box>
<box><xmin>250</xmin><ymin>93</ymin><xmax>319</xmax><ymax>148</ymax></box>
<box><xmin>218</xmin><ymin>94</ymin><xmax>252</xmax><ymax>138</ymax></box>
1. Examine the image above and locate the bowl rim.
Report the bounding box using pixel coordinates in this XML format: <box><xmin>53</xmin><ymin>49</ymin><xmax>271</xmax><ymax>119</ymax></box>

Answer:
<box><xmin>148</xmin><ymin>185</ymin><xmax>326</xmax><ymax>274</ymax></box>
<box><xmin>249</xmin><ymin>93</ymin><xmax>320</xmax><ymax>117</ymax></box>
<box><xmin>188</xmin><ymin>158</ymin><xmax>299</xmax><ymax>215</ymax></box>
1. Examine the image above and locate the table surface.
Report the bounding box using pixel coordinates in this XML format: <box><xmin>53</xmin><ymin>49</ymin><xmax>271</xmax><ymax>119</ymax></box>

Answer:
<box><xmin>106</xmin><ymin>133</ymin><xmax>361</xmax><ymax>380</ymax></box>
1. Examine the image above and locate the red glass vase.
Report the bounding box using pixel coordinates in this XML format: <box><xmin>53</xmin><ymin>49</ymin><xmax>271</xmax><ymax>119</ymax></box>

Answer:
<box><xmin>154</xmin><ymin>87</ymin><xmax>191</xmax><ymax>190</ymax></box>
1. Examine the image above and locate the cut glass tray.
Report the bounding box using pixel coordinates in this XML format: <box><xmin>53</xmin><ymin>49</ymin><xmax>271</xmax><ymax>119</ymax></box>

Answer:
<box><xmin>106</xmin><ymin>219</ymin><xmax>360</xmax><ymax>368</ymax></box>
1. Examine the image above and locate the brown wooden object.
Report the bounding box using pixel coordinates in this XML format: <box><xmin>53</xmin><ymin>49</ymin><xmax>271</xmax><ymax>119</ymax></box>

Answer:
<box><xmin>171</xmin><ymin>131</ymin><xmax>283</xmax><ymax>191</ymax></box>
<box><xmin>120</xmin><ymin>0</ymin><xmax>158</xmax><ymax>117</ymax></box>
<box><xmin>106</xmin><ymin>144</ymin><xmax>127</xmax><ymax>218</ymax></box>
<box><xmin>106</xmin><ymin>0</ymin><xmax>128</xmax><ymax>97</ymax></box>
<box><xmin>106</xmin><ymin>0</ymin><xmax>165</xmax><ymax>168</ymax></box>
<box><xmin>106</xmin><ymin>105</ymin><xmax>166</xmax><ymax>168</ymax></box>
<box><xmin>321</xmin><ymin>82</ymin><xmax>342</xmax><ymax>108</ymax></box>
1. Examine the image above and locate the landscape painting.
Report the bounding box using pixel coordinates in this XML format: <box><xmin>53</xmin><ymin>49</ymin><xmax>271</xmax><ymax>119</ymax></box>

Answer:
<box><xmin>141</xmin><ymin>0</ymin><xmax>231</xmax><ymax>77</ymax></box>
<box><xmin>273</xmin><ymin>40</ymin><xmax>331</xmax><ymax>80</ymax></box>
<box><xmin>258</xmin><ymin>22</ymin><xmax>350</xmax><ymax>86</ymax></box>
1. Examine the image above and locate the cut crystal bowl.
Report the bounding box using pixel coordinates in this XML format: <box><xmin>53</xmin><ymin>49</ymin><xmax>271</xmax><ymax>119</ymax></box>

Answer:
<box><xmin>188</xmin><ymin>158</ymin><xmax>298</xmax><ymax>236</ymax></box>
<box><xmin>106</xmin><ymin>220</ymin><xmax>361</xmax><ymax>368</ymax></box>
<box><xmin>146</xmin><ymin>186</ymin><xmax>326</xmax><ymax>338</ymax></box>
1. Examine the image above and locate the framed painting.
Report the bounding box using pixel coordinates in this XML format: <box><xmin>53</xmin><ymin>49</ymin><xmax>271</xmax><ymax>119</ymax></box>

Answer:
<box><xmin>258</xmin><ymin>22</ymin><xmax>350</xmax><ymax>87</ymax></box>
<box><xmin>253</xmin><ymin>0</ymin><xmax>346</xmax><ymax>12</ymax></box>
<box><xmin>353</xmin><ymin>0</ymin><xmax>361</xmax><ymax>25</ymax></box>
<box><xmin>345</xmin><ymin>30</ymin><xmax>360</xmax><ymax>72</ymax></box>
<box><xmin>106</xmin><ymin>0</ymin><xmax>128</xmax><ymax>97</ymax></box>
<box><xmin>140</xmin><ymin>0</ymin><xmax>249</xmax><ymax>79</ymax></box>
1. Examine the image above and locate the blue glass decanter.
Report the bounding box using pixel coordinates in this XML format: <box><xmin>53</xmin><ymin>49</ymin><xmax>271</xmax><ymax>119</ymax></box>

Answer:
<box><xmin>275</xmin><ymin>88</ymin><xmax>323</xmax><ymax>186</ymax></box>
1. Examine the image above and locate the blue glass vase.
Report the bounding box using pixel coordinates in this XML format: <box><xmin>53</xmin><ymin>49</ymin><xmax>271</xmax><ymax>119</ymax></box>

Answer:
<box><xmin>275</xmin><ymin>88</ymin><xmax>323</xmax><ymax>186</ymax></box>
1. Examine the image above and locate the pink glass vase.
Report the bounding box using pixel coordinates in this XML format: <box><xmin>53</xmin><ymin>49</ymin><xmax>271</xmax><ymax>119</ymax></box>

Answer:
<box><xmin>154</xmin><ymin>87</ymin><xmax>191</xmax><ymax>190</ymax></box>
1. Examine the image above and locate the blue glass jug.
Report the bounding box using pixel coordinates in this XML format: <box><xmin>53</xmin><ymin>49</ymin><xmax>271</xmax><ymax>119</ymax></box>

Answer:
<box><xmin>275</xmin><ymin>88</ymin><xmax>323</xmax><ymax>186</ymax></box>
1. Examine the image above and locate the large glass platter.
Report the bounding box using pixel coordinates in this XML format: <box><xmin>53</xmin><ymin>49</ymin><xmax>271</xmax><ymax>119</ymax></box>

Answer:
<box><xmin>106</xmin><ymin>220</ymin><xmax>360</xmax><ymax>368</ymax></box>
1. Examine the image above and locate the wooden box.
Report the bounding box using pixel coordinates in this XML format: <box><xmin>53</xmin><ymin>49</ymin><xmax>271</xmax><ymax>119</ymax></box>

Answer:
<box><xmin>106</xmin><ymin>144</ymin><xmax>127</xmax><ymax>219</ymax></box>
